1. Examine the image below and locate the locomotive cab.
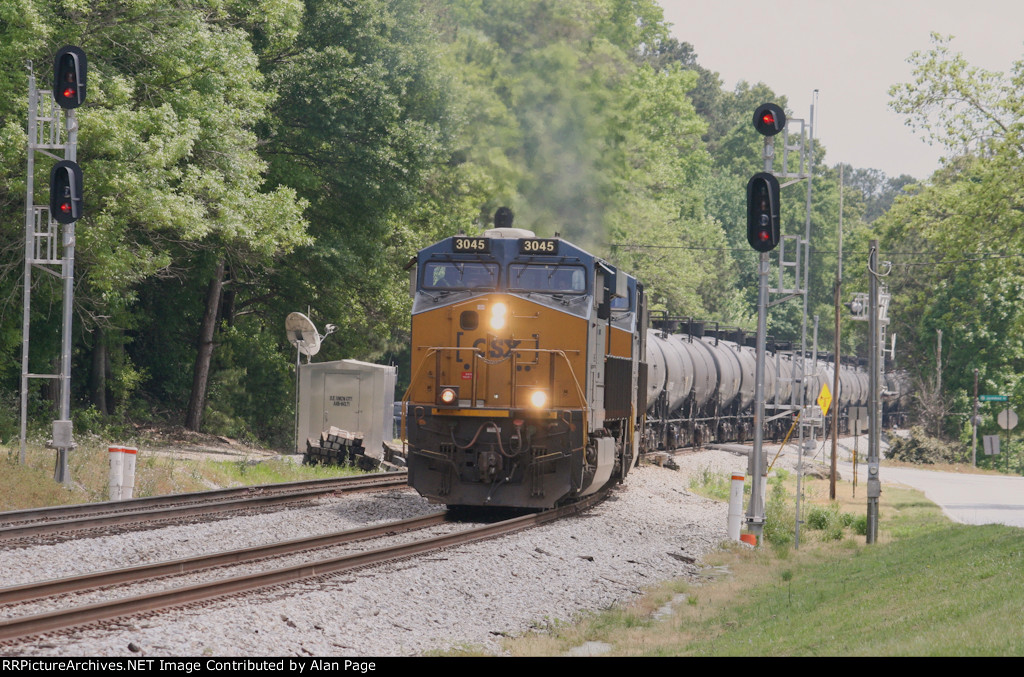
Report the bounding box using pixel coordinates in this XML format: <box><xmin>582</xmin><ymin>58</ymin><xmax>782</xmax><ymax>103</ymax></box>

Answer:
<box><xmin>403</xmin><ymin>224</ymin><xmax>645</xmax><ymax>509</ymax></box>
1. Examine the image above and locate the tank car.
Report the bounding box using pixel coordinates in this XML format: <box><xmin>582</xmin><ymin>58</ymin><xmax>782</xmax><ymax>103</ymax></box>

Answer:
<box><xmin>641</xmin><ymin>323</ymin><xmax>872</xmax><ymax>449</ymax></box>
<box><xmin>883</xmin><ymin>370</ymin><xmax>911</xmax><ymax>428</ymax></box>
<box><xmin>402</xmin><ymin>221</ymin><xmax>646</xmax><ymax>509</ymax></box>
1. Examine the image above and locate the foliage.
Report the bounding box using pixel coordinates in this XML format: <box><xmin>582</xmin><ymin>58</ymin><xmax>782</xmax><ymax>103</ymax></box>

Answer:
<box><xmin>0</xmin><ymin>0</ymin><xmax>310</xmax><ymax>438</ymax></box>
<box><xmin>0</xmin><ymin>0</ymin><xmax>913</xmax><ymax>446</ymax></box>
<box><xmin>762</xmin><ymin>471</ymin><xmax>794</xmax><ymax>547</ymax></box>
<box><xmin>805</xmin><ymin>502</ymin><xmax>858</xmax><ymax>541</ymax></box>
<box><xmin>836</xmin><ymin>164</ymin><xmax>918</xmax><ymax>224</ymax></box>
<box><xmin>882</xmin><ymin>34</ymin><xmax>1024</xmax><ymax>447</ymax></box>
<box><xmin>262</xmin><ymin>0</ymin><xmax>456</xmax><ymax>361</ymax></box>
<box><xmin>885</xmin><ymin>426</ymin><xmax>964</xmax><ymax>465</ymax></box>
<box><xmin>688</xmin><ymin>466</ymin><xmax>744</xmax><ymax>502</ymax></box>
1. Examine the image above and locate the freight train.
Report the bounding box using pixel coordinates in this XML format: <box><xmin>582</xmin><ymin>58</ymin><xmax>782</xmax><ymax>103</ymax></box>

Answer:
<box><xmin>402</xmin><ymin>218</ymin><xmax>905</xmax><ymax>509</ymax></box>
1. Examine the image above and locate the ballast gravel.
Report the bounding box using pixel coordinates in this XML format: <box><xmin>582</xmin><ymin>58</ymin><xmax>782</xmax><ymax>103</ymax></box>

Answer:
<box><xmin>2</xmin><ymin>448</ymin><xmax>780</xmax><ymax>657</ymax></box>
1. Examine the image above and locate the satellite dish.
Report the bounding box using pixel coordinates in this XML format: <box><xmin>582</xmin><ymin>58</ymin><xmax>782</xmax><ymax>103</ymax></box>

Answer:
<box><xmin>285</xmin><ymin>312</ymin><xmax>321</xmax><ymax>357</ymax></box>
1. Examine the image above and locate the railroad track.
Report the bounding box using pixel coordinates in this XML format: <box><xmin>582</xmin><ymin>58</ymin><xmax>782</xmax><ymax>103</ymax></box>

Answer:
<box><xmin>0</xmin><ymin>472</ymin><xmax>408</xmax><ymax>542</ymax></box>
<box><xmin>0</xmin><ymin>491</ymin><xmax>604</xmax><ymax>644</ymax></box>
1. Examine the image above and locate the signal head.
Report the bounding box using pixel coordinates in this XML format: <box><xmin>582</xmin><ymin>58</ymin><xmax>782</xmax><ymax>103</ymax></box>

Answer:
<box><xmin>752</xmin><ymin>103</ymin><xmax>786</xmax><ymax>137</ymax></box>
<box><xmin>746</xmin><ymin>172</ymin><xmax>780</xmax><ymax>252</ymax></box>
<box><xmin>49</xmin><ymin>160</ymin><xmax>84</xmax><ymax>224</ymax></box>
<box><xmin>53</xmin><ymin>46</ymin><xmax>87</xmax><ymax>109</ymax></box>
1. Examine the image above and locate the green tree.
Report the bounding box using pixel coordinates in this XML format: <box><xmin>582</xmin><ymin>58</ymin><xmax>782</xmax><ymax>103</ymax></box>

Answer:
<box><xmin>883</xmin><ymin>33</ymin><xmax>1024</xmax><ymax>446</ymax></box>
<box><xmin>0</xmin><ymin>1</ymin><xmax>309</xmax><ymax>431</ymax></box>
<box><xmin>262</xmin><ymin>0</ymin><xmax>457</xmax><ymax>366</ymax></box>
<box><xmin>440</xmin><ymin>0</ymin><xmax>742</xmax><ymax>318</ymax></box>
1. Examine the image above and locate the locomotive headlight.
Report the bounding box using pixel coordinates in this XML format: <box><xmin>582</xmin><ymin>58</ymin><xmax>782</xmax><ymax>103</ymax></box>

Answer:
<box><xmin>529</xmin><ymin>390</ymin><xmax>548</xmax><ymax>408</ymax></box>
<box><xmin>490</xmin><ymin>302</ymin><xmax>508</xmax><ymax>330</ymax></box>
<box><xmin>439</xmin><ymin>386</ymin><xmax>459</xmax><ymax>406</ymax></box>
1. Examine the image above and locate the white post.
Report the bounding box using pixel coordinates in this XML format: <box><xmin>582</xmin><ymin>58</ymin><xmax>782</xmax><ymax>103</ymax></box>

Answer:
<box><xmin>121</xmin><ymin>446</ymin><xmax>137</xmax><ymax>499</ymax></box>
<box><xmin>728</xmin><ymin>474</ymin><xmax>745</xmax><ymax>541</ymax></box>
<box><xmin>108</xmin><ymin>446</ymin><xmax>124</xmax><ymax>500</ymax></box>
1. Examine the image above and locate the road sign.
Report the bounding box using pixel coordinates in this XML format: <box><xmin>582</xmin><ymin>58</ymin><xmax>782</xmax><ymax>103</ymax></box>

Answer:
<box><xmin>979</xmin><ymin>394</ymin><xmax>1009</xmax><ymax>402</ymax></box>
<box><xmin>817</xmin><ymin>382</ymin><xmax>832</xmax><ymax>416</ymax></box>
<box><xmin>983</xmin><ymin>435</ymin><xmax>1001</xmax><ymax>456</ymax></box>
<box><xmin>997</xmin><ymin>408</ymin><xmax>1018</xmax><ymax>431</ymax></box>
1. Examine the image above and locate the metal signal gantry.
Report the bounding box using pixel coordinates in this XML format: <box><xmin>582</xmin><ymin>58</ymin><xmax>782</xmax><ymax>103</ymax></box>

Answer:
<box><xmin>744</xmin><ymin>96</ymin><xmax>819</xmax><ymax>548</ymax></box>
<box><xmin>19</xmin><ymin>46</ymin><xmax>87</xmax><ymax>483</ymax></box>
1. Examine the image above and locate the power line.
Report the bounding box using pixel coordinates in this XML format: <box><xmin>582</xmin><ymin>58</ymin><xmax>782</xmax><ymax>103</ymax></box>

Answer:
<box><xmin>608</xmin><ymin>242</ymin><xmax>750</xmax><ymax>253</ymax></box>
<box><xmin>611</xmin><ymin>242</ymin><xmax>1024</xmax><ymax>268</ymax></box>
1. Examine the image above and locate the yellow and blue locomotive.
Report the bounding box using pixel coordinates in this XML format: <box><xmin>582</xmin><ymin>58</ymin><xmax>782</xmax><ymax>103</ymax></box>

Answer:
<box><xmin>403</xmin><ymin>215</ymin><xmax>646</xmax><ymax>509</ymax></box>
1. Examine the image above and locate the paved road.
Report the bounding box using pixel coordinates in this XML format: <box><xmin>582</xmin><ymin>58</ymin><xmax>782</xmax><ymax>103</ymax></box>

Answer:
<box><xmin>876</xmin><ymin>464</ymin><xmax>1024</xmax><ymax>527</ymax></box>
<box><xmin>834</xmin><ymin>436</ymin><xmax>1024</xmax><ymax>528</ymax></box>
<box><xmin>712</xmin><ymin>436</ymin><xmax>1024</xmax><ymax>528</ymax></box>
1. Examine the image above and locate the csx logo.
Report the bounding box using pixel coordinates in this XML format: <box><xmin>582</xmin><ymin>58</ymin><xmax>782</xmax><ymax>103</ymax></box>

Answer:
<box><xmin>473</xmin><ymin>337</ymin><xmax>521</xmax><ymax>359</ymax></box>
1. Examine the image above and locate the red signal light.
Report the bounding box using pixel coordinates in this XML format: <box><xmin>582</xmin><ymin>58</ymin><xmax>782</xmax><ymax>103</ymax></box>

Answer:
<box><xmin>53</xmin><ymin>45</ymin><xmax>87</xmax><ymax>110</ymax></box>
<box><xmin>49</xmin><ymin>160</ymin><xmax>83</xmax><ymax>224</ymax></box>
<box><xmin>753</xmin><ymin>103</ymin><xmax>786</xmax><ymax>137</ymax></box>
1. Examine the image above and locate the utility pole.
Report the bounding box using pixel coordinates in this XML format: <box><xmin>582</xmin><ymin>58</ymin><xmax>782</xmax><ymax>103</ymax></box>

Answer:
<box><xmin>866</xmin><ymin>240</ymin><xmax>882</xmax><ymax>543</ymax></box>
<box><xmin>936</xmin><ymin>329</ymin><xmax>943</xmax><ymax>437</ymax></box>
<box><xmin>783</xmin><ymin>91</ymin><xmax>817</xmax><ymax>550</ymax></box>
<box><xmin>972</xmin><ymin>368</ymin><xmax>979</xmax><ymax>466</ymax></box>
<box><xmin>830</xmin><ymin>165</ymin><xmax>843</xmax><ymax>500</ymax></box>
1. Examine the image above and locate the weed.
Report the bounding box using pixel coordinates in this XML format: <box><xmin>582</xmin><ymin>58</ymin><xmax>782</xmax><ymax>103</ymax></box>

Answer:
<box><xmin>762</xmin><ymin>473</ymin><xmax>793</xmax><ymax>547</ymax></box>
<box><xmin>806</xmin><ymin>504</ymin><xmax>837</xmax><ymax>530</ymax></box>
<box><xmin>852</xmin><ymin>514</ymin><xmax>868</xmax><ymax>536</ymax></box>
<box><xmin>688</xmin><ymin>467</ymin><xmax>738</xmax><ymax>502</ymax></box>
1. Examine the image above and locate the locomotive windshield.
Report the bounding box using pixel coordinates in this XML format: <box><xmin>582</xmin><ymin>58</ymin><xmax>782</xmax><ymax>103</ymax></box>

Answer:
<box><xmin>508</xmin><ymin>264</ymin><xmax>586</xmax><ymax>294</ymax></box>
<box><xmin>423</xmin><ymin>261</ymin><xmax>499</xmax><ymax>290</ymax></box>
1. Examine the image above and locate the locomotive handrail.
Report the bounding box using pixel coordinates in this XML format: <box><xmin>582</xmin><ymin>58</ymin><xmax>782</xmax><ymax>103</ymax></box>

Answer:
<box><xmin>407</xmin><ymin>345</ymin><xmax>586</xmax><ymax>407</ymax></box>
<box><xmin>401</xmin><ymin>345</ymin><xmax>590</xmax><ymax>452</ymax></box>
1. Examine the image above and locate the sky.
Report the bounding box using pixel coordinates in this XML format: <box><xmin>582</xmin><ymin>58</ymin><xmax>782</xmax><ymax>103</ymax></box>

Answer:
<box><xmin>661</xmin><ymin>0</ymin><xmax>1024</xmax><ymax>180</ymax></box>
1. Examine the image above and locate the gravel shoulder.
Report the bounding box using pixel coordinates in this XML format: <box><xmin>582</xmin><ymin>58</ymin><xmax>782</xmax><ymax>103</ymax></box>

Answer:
<box><xmin>4</xmin><ymin>448</ymin><xmax>762</xmax><ymax>657</ymax></box>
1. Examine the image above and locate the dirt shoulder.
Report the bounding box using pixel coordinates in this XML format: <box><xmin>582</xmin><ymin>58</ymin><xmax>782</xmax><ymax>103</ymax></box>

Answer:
<box><xmin>123</xmin><ymin>425</ymin><xmax>289</xmax><ymax>463</ymax></box>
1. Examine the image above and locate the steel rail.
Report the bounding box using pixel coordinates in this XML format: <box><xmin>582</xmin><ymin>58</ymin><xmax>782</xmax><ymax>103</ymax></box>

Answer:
<box><xmin>0</xmin><ymin>473</ymin><xmax>408</xmax><ymax>525</ymax></box>
<box><xmin>0</xmin><ymin>473</ymin><xmax>408</xmax><ymax>540</ymax></box>
<box><xmin>0</xmin><ymin>492</ymin><xmax>602</xmax><ymax>643</ymax></box>
<box><xmin>0</xmin><ymin>511</ymin><xmax>449</xmax><ymax>605</ymax></box>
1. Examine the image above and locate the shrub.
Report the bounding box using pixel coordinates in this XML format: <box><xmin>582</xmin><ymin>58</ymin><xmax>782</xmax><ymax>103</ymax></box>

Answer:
<box><xmin>806</xmin><ymin>504</ymin><xmax>838</xmax><ymax>531</ymax></box>
<box><xmin>851</xmin><ymin>513</ymin><xmax>868</xmax><ymax>535</ymax></box>
<box><xmin>885</xmin><ymin>426</ymin><xmax>963</xmax><ymax>464</ymax></box>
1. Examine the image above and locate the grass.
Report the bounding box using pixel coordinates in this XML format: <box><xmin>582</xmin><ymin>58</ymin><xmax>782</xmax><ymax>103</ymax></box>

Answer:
<box><xmin>0</xmin><ymin>433</ymin><xmax>363</xmax><ymax>512</ymax></box>
<box><xmin>498</xmin><ymin>467</ymin><xmax>1024</xmax><ymax>657</ymax></box>
<box><xmin>688</xmin><ymin>466</ymin><xmax>741</xmax><ymax>502</ymax></box>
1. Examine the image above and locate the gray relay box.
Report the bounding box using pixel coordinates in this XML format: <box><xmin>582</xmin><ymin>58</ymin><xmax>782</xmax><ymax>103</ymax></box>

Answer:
<box><xmin>297</xmin><ymin>360</ymin><xmax>396</xmax><ymax>457</ymax></box>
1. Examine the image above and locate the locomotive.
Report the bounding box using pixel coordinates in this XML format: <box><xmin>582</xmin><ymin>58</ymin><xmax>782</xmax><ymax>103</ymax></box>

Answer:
<box><xmin>402</xmin><ymin>219</ymin><xmax>897</xmax><ymax>509</ymax></box>
<box><xmin>403</xmin><ymin>216</ymin><xmax>644</xmax><ymax>509</ymax></box>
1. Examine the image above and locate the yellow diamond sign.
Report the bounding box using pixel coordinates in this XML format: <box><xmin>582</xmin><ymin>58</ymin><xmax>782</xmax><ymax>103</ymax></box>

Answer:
<box><xmin>817</xmin><ymin>382</ymin><xmax>832</xmax><ymax>415</ymax></box>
